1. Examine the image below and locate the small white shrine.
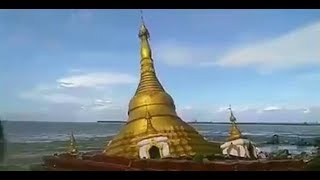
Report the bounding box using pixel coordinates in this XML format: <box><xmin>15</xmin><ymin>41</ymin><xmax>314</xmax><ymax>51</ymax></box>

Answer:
<box><xmin>138</xmin><ymin>136</ymin><xmax>170</xmax><ymax>159</ymax></box>
<box><xmin>137</xmin><ymin>105</ymin><xmax>171</xmax><ymax>159</ymax></box>
<box><xmin>220</xmin><ymin>105</ymin><xmax>260</xmax><ymax>159</ymax></box>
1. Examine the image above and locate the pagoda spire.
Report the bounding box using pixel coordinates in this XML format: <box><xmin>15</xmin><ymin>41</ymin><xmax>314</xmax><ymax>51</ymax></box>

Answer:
<box><xmin>227</xmin><ymin>105</ymin><xmax>242</xmax><ymax>141</ymax></box>
<box><xmin>68</xmin><ymin>131</ymin><xmax>78</xmax><ymax>156</ymax></box>
<box><xmin>104</xmin><ymin>14</ymin><xmax>221</xmax><ymax>158</ymax></box>
<box><xmin>135</xmin><ymin>11</ymin><xmax>164</xmax><ymax>95</ymax></box>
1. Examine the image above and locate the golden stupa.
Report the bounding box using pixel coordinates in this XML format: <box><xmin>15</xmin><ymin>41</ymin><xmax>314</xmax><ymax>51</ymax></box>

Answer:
<box><xmin>227</xmin><ymin>105</ymin><xmax>242</xmax><ymax>141</ymax></box>
<box><xmin>67</xmin><ymin>132</ymin><xmax>79</xmax><ymax>156</ymax></box>
<box><xmin>104</xmin><ymin>16</ymin><xmax>220</xmax><ymax>159</ymax></box>
<box><xmin>220</xmin><ymin>105</ymin><xmax>259</xmax><ymax>159</ymax></box>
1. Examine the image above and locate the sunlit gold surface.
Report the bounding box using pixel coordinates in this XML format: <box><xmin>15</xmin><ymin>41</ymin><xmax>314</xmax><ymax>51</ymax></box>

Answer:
<box><xmin>227</xmin><ymin>106</ymin><xmax>242</xmax><ymax>141</ymax></box>
<box><xmin>228</xmin><ymin>122</ymin><xmax>242</xmax><ymax>141</ymax></box>
<box><xmin>104</xmin><ymin>19</ymin><xmax>220</xmax><ymax>159</ymax></box>
<box><xmin>68</xmin><ymin>132</ymin><xmax>78</xmax><ymax>156</ymax></box>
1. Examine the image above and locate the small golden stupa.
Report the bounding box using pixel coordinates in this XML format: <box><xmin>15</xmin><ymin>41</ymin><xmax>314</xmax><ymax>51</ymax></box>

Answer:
<box><xmin>67</xmin><ymin>132</ymin><xmax>78</xmax><ymax>156</ymax></box>
<box><xmin>104</xmin><ymin>14</ymin><xmax>220</xmax><ymax>159</ymax></box>
<box><xmin>220</xmin><ymin>105</ymin><xmax>259</xmax><ymax>159</ymax></box>
<box><xmin>227</xmin><ymin>105</ymin><xmax>242</xmax><ymax>141</ymax></box>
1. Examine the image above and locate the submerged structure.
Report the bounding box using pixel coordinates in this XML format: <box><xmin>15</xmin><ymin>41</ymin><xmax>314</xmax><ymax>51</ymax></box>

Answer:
<box><xmin>220</xmin><ymin>106</ymin><xmax>259</xmax><ymax>159</ymax></box>
<box><xmin>39</xmin><ymin>15</ymin><xmax>310</xmax><ymax>171</ymax></box>
<box><xmin>67</xmin><ymin>132</ymin><xmax>78</xmax><ymax>156</ymax></box>
<box><xmin>104</xmin><ymin>17</ymin><xmax>220</xmax><ymax>159</ymax></box>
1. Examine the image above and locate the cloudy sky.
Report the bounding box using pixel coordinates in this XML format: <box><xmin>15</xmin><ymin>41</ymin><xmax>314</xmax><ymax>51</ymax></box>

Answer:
<box><xmin>0</xmin><ymin>9</ymin><xmax>319</xmax><ymax>123</ymax></box>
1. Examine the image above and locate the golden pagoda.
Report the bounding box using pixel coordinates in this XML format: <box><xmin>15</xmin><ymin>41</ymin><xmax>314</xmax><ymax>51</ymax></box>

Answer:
<box><xmin>104</xmin><ymin>15</ymin><xmax>220</xmax><ymax>159</ymax></box>
<box><xmin>227</xmin><ymin>105</ymin><xmax>242</xmax><ymax>141</ymax></box>
<box><xmin>67</xmin><ymin>132</ymin><xmax>78</xmax><ymax>156</ymax></box>
<box><xmin>220</xmin><ymin>105</ymin><xmax>259</xmax><ymax>159</ymax></box>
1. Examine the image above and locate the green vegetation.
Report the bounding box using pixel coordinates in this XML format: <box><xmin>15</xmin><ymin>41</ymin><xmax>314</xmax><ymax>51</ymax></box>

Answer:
<box><xmin>306</xmin><ymin>138</ymin><xmax>320</xmax><ymax>171</ymax></box>
<box><xmin>306</xmin><ymin>156</ymin><xmax>320</xmax><ymax>171</ymax></box>
<box><xmin>0</xmin><ymin>165</ymin><xmax>29</xmax><ymax>171</ymax></box>
<box><xmin>192</xmin><ymin>154</ymin><xmax>205</xmax><ymax>163</ymax></box>
<box><xmin>271</xmin><ymin>149</ymin><xmax>291</xmax><ymax>160</ymax></box>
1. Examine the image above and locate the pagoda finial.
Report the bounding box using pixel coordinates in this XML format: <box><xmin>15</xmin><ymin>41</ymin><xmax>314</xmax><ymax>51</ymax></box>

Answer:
<box><xmin>227</xmin><ymin>105</ymin><xmax>242</xmax><ymax>141</ymax></box>
<box><xmin>134</xmin><ymin>11</ymin><xmax>164</xmax><ymax>95</ymax></box>
<box><xmin>138</xmin><ymin>10</ymin><xmax>151</xmax><ymax>61</ymax></box>
<box><xmin>228</xmin><ymin>105</ymin><xmax>236</xmax><ymax>123</ymax></box>
<box><xmin>68</xmin><ymin>131</ymin><xmax>78</xmax><ymax>156</ymax></box>
<box><xmin>138</xmin><ymin>10</ymin><xmax>150</xmax><ymax>41</ymax></box>
<box><xmin>140</xmin><ymin>10</ymin><xmax>145</xmax><ymax>25</ymax></box>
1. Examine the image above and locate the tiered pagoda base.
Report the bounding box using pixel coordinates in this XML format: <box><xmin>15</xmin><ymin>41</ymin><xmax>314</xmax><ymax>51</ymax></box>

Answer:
<box><xmin>40</xmin><ymin>152</ymin><xmax>308</xmax><ymax>171</ymax></box>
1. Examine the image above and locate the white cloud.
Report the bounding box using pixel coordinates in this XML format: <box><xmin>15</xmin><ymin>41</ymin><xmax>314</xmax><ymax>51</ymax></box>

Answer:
<box><xmin>81</xmin><ymin>98</ymin><xmax>120</xmax><ymax>112</ymax></box>
<box><xmin>303</xmin><ymin>108</ymin><xmax>311</xmax><ymax>114</ymax></box>
<box><xmin>69</xmin><ymin>10</ymin><xmax>94</xmax><ymax>24</ymax></box>
<box><xmin>182</xmin><ymin>105</ymin><xmax>193</xmax><ymax>110</ymax></box>
<box><xmin>18</xmin><ymin>70</ymin><xmax>136</xmax><ymax>121</ymax></box>
<box><xmin>154</xmin><ymin>41</ymin><xmax>216</xmax><ymax>66</ymax></box>
<box><xmin>57</xmin><ymin>72</ymin><xmax>137</xmax><ymax>88</ymax></box>
<box><xmin>68</xmin><ymin>68</ymin><xmax>84</xmax><ymax>73</ymax></box>
<box><xmin>263</xmin><ymin>106</ymin><xmax>282</xmax><ymax>112</ymax></box>
<box><xmin>217</xmin><ymin>105</ymin><xmax>249</xmax><ymax>113</ymax></box>
<box><xmin>94</xmin><ymin>99</ymin><xmax>112</xmax><ymax>105</ymax></box>
<box><xmin>156</xmin><ymin>21</ymin><xmax>320</xmax><ymax>73</ymax></box>
<box><xmin>176</xmin><ymin>105</ymin><xmax>320</xmax><ymax>123</ymax></box>
<box><xmin>25</xmin><ymin>84</ymin><xmax>57</xmax><ymax>93</ymax></box>
<box><xmin>217</xmin><ymin>106</ymin><xmax>229</xmax><ymax>112</ymax></box>
<box><xmin>40</xmin><ymin>93</ymin><xmax>84</xmax><ymax>104</ymax></box>
<box><xmin>215</xmin><ymin>21</ymin><xmax>320</xmax><ymax>72</ymax></box>
<box><xmin>20</xmin><ymin>87</ymin><xmax>86</xmax><ymax>105</ymax></box>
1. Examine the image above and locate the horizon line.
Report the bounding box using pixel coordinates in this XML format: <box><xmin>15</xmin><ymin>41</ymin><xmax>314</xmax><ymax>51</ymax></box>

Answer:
<box><xmin>1</xmin><ymin>120</ymin><xmax>319</xmax><ymax>126</ymax></box>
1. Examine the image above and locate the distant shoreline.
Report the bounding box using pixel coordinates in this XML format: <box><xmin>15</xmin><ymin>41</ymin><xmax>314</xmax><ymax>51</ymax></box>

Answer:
<box><xmin>1</xmin><ymin>120</ymin><xmax>319</xmax><ymax>126</ymax></box>
<box><xmin>97</xmin><ymin>121</ymin><xmax>320</xmax><ymax>126</ymax></box>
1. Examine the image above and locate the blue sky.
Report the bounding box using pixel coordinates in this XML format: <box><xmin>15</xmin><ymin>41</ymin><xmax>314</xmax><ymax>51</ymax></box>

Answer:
<box><xmin>0</xmin><ymin>9</ymin><xmax>319</xmax><ymax>122</ymax></box>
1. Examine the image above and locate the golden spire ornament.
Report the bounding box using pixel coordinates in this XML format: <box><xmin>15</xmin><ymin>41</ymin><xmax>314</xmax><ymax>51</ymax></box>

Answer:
<box><xmin>227</xmin><ymin>105</ymin><xmax>242</xmax><ymax>141</ymax></box>
<box><xmin>67</xmin><ymin>131</ymin><xmax>78</xmax><ymax>156</ymax></box>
